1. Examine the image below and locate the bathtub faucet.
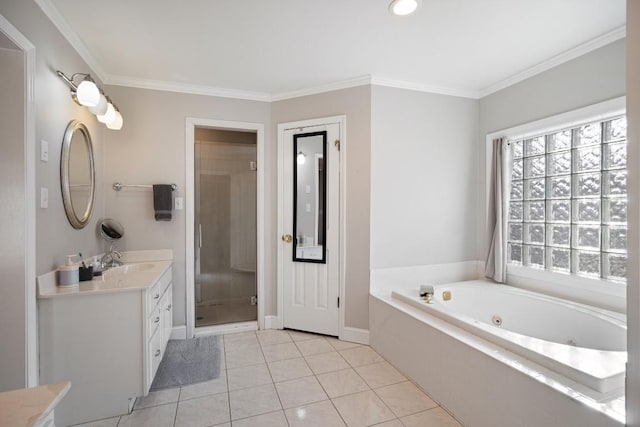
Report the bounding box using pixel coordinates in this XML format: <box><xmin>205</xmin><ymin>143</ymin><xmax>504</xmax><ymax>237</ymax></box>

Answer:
<box><xmin>419</xmin><ymin>285</ymin><xmax>434</xmax><ymax>304</ymax></box>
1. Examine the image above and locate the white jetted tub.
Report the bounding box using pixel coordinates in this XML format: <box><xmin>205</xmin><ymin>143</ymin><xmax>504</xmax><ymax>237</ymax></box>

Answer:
<box><xmin>391</xmin><ymin>279</ymin><xmax>627</xmax><ymax>393</ymax></box>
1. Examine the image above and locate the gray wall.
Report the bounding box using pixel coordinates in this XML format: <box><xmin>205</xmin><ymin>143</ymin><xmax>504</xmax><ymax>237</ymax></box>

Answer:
<box><xmin>102</xmin><ymin>86</ymin><xmax>271</xmax><ymax>327</ymax></box>
<box><xmin>272</xmin><ymin>86</ymin><xmax>372</xmax><ymax>330</ymax></box>
<box><xmin>0</xmin><ymin>0</ymin><xmax>106</xmax><ymax>389</ymax></box>
<box><xmin>0</xmin><ymin>0</ymin><xmax>106</xmax><ymax>275</ymax></box>
<box><xmin>626</xmin><ymin>1</ymin><xmax>640</xmax><ymax>423</ymax></box>
<box><xmin>477</xmin><ymin>39</ymin><xmax>626</xmax><ymax>260</ymax></box>
<box><xmin>0</xmin><ymin>44</ymin><xmax>26</xmax><ymax>391</ymax></box>
<box><xmin>370</xmin><ymin>86</ymin><xmax>479</xmax><ymax>268</ymax></box>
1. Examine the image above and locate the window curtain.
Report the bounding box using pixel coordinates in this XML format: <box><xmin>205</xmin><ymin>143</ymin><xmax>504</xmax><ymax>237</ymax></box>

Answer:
<box><xmin>484</xmin><ymin>137</ymin><xmax>512</xmax><ymax>282</ymax></box>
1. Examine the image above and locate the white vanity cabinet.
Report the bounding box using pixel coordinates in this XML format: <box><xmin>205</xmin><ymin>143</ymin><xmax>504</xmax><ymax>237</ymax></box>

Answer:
<box><xmin>144</xmin><ymin>268</ymin><xmax>173</xmax><ymax>391</ymax></box>
<box><xmin>38</xmin><ymin>261</ymin><xmax>173</xmax><ymax>427</ymax></box>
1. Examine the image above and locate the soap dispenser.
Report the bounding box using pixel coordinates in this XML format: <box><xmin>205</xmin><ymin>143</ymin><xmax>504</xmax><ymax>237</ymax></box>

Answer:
<box><xmin>58</xmin><ymin>255</ymin><xmax>80</xmax><ymax>286</ymax></box>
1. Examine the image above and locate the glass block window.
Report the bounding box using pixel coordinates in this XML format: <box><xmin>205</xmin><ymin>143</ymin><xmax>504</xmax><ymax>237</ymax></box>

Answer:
<box><xmin>507</xmin><ymin>116</ymin><xmax>627</xmax><ymax>282</ymax></box>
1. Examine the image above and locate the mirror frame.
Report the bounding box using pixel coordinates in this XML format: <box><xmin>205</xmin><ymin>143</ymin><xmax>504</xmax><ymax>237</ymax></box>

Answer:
<box><xmin>292</xmin><ymin>130</ymin><xmax>327</xmax><ymax>264</ymax></box>
<box><xmin>60</xmin><ymin>120</ymin><xmax>96</xmax><ymax>229</ymax></box>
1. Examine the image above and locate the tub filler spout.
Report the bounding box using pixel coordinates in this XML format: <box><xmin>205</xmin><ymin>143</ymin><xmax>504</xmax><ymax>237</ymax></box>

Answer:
<box><xmin>419</xmin><ymin>284</ymin><xmax>434</xmax><ymax>303</ymax></box>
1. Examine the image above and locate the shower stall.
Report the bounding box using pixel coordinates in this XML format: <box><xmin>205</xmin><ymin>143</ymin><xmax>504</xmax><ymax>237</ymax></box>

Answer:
<box><xmin>194</xmin><ymin>128</ymin><xmax>257</xmax><ymax>327</ymax></box>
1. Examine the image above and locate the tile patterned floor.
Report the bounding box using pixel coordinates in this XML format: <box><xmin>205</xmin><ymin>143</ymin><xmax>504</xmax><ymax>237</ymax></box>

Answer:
<box><xmin>73</xmin><ymin>330</ymin><xmax>463</xmax><ymax>427</ymax></box>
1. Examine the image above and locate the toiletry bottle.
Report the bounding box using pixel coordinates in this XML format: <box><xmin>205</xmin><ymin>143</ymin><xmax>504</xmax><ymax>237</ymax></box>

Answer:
<box><xmin>92</xmin><ymin>256</ymin><xmax>103</xmax><ymax>276</ymax></box>
<box><xmin>59</xmin><ymin>255</ymin><xmax>80</xmax><ymax>286</ymax></box>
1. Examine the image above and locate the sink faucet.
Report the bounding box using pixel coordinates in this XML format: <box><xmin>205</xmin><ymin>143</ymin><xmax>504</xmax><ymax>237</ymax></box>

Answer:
<box><xmin>100</xmin><ymin>246</ymin><xmax>123</xmax><ymax>269</ymax></box>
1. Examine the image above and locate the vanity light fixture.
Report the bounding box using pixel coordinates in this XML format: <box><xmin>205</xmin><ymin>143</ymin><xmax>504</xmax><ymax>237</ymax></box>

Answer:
<box><xmin>389</xmin><ymin>0</ymin><xmax>420</xmax><ymax>16</ymax></box>
<box><xmin>57</xmin><ymin>70</ymin><xmax>123</xmax><ymax>130</ymax></box>
<box><xmin>297</xmin><ymin>151</ymin><xmax>306</xmax><ymax>165</ymax></box>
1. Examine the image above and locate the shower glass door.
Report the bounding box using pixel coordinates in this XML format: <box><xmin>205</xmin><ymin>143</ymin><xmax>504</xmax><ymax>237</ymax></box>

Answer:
<box><xmin>194</xmin><ymin>129</ymin><xmax>257</xmax><ymax>327</ymax></box>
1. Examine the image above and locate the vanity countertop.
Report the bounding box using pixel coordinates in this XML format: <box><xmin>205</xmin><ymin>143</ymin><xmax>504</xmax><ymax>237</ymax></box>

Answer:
<box><xmin>0</xmin><ymin>381</ymin><xmax>70</xmax><ymax>427</ymax></box>
<box><xmin>37</xmin><ymin>250</ymin><xmax>173</xmax><ymax>299</ymax></box>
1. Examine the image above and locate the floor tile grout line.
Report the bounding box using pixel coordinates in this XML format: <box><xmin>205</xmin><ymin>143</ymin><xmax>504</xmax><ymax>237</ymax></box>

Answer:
<box><xmin>327</xmin><ymin>396</ymin><xmax>351</xmax><ymax>427</ymax></box>
<box><xmin>227</xmin><ymin>408</ymin><xmax>286</xmax><ymax>425</ymax></box>
<box><xmin>172</xmin><ymin>386</ymin><xmax>182</xmax><ymax>426</ymax></box>
<box><xmin>252</xmin><ymin>330</ymin><xmax>288</xmax><ymax>422</ymax></box>
<box><xmin>223</xmin><ymin>333</ymin><xmax>235</xmax><ymax>424</ymax></box>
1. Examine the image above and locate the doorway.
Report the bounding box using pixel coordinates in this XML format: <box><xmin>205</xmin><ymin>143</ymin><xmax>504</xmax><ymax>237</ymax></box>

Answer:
<box><xmin>194</xmin><ymin>128</ymin><xmax>257</xmax><ymax>327</ymax></box>
<box><xmin>277</xmin><ymin>116</ymin><xmax>346</xmax><ymax>337</ymax></box>
<box><xmin>185</xmin><ymin>119</ymin><xmax>265</xmax><ymax>338</ymax></box>
<box><xmin>0</xmin><ymin>15</ymin><xmax>36</xmax><ymax>388</ymax></box>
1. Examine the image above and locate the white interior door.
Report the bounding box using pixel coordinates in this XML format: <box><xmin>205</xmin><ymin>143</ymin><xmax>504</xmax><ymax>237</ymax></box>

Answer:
<box><xmin>281</xmin><ymin>122</ymin><xmax>340</xmax><ymax>336</ymax></box>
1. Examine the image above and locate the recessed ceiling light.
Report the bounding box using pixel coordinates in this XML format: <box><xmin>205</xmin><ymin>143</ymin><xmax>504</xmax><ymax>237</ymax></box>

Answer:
<box><xmin>389</xmin><ymin>0</ymin><xmax>420</xmax><ymax>16</ymax></box>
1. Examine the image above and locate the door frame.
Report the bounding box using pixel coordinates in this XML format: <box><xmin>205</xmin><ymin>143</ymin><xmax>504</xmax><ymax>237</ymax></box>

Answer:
<box><xmin>0</xmin><ymin>14</ymin><xmax>37</xmax><ymax>387</ymax></box>
<box><xmin>277</xmin><ymin>115</ymin><xmax>347</xmax><ymax>338</ymax></box>
<box><xmin>185</xmin><ymin>118</ymin><xmax>265</xmax><ymax>338</ymax></box>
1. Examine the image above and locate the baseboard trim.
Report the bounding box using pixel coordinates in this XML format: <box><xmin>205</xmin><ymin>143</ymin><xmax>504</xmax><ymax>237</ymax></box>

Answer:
<box><xmin>170</xmin><ymin>325</ymin><xmax>187</xmax><ymax>340</ymax></box>
<box><xmin>194</xmin><ymin>322</ymin><xmax>258</xmax><ymax>337</ymax></box>
<box><xmin>264</xmin><ymin>315</ymin><xmax>281</xmax><ymax>330</ymax></box>
<box><xmin>341</xmin><ymin>327</ymin><xmax>370</xmax><ymax>345</ymax></box>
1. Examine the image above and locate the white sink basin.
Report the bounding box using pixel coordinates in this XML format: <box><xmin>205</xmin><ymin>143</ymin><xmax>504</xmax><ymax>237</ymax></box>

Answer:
<box><xmin>102</xmin><ymin>262</ymin><xmax>156</xmax><ymax>278</ymax></box>
<box><xmin>121</xmin><ymin>263</ymin><xmax>155</xmax><ymax>273</ymax></box>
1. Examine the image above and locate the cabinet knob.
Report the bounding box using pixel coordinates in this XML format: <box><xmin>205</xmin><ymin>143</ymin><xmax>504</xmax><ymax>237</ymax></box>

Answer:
<box><xmin>154</xmin><ymin>316</ymin><xmax>160</xmax><ymax>323</ymax></box>
<box><xmin>154</xmin><ymin>349</ymin><xmax>161</xmax><ymax>357</ymax></box>
<box><xmin>154</xmin><ymin>293</ymin><xmax>160</xmax><ymax>299</ymax></box>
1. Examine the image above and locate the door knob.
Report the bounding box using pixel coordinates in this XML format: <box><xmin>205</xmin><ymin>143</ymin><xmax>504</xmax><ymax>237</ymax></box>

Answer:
<box><xmin>282</xmin><ymin>234</ymin><xmax>293</xmax><ymax>243</ymax></box>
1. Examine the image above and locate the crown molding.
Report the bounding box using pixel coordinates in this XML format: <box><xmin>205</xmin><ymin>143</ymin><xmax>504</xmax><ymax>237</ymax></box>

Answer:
<box><xmin>105</xmin><ymin>75</ymin><xmax>272</xmax><ymax>102</ymax></box>
<box><xmin>271</xmin><ymin>75</ymin><xmax>372</xmax><ymax>101</ymax></box>
<box><xmin>371</xmin><ymin>76</ymin><xmax>479</xmax><ymax>99</ymax></box>
<box><xmin>35</xmin><ymin>0</ymin><xmax>107</xmax><ymax>82</ymax></box>
<box><xmin>478</xmin><ymin>25</ymin><xmax>626</xmax><ymax>98</ymax></box>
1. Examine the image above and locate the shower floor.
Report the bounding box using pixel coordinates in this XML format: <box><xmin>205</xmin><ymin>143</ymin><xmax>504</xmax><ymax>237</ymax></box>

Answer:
<box><xmin>196</xmin><ymin>301</ymin><xmax>257</xmax><ymax>327</ymax></box>
<box><xmin>195</xmin><ymin>270</ymin><xmax>256</xmax><ymax>327</ymax></box>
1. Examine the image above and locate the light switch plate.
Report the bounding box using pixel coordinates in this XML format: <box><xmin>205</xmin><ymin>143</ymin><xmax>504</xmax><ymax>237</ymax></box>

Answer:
<box><xmin>41</xmin><ymin>140</ymin><xmax>49</xmax><ymax>162</ymax></box>
<box><xmin>40</xmin><ymin>187</ymin><xmax>48</xmax><ymax>208</ymax></box>
<box><xmin>175</xmin><ymin>197</ymin><xmax>184</xmax><ymax>210</ymax></box>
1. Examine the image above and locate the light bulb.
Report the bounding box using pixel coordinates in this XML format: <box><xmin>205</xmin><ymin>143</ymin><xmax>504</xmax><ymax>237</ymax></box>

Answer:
<box><xmin>76</xmin><ymin>79</ymin><xmax>101</xmax><ymax>107</ymax></box>
<box><xmin>389</xmin><ymin>0</ymin><xmax>419</xmax><ymax>16</ymax></box>
<box><xmin>97</xmin><ymin>102</ymin><xmax>116</xmax><ymax>124</ymax></box>
<box><xmin>297</xmin><ymin>152</ymin><xmax>306</xmax><ymax>165</ymax></box>
<box><xmin>88</xmin><ymin>94</ymin><xmax>108</xmax><ymax>115</ymax></box>
<box><xmin>106</xmin><ymin>111</ymin><xmax>123</xmax><ymax>130</ymax></box>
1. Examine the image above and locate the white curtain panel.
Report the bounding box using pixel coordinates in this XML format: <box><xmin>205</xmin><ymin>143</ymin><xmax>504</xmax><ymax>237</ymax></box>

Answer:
<box><xmin>484</xmin><ymin>137</ymin><xmax>512</xmax><ymax>282</ymax></box>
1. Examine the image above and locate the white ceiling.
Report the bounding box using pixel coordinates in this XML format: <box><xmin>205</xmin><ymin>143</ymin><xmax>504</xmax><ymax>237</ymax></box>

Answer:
<box><xmin>40</xmin><ymin>0</ymin><xmax>626</xmax><ymax>100</ymax></box>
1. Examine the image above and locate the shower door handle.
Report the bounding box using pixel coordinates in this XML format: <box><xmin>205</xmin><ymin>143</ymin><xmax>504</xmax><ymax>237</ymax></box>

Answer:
<box><xmin>198</xmin><ymin>224</ymin><xmax>203</xmax><ymax>248</ymax></box>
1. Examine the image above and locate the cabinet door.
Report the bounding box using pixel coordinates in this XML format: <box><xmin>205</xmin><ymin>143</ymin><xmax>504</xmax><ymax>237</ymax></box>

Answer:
<box><xmin>149</xmin><ymin>328</ymin><xmax>163</xmax><ymax>386</ymax></box>
<box><xmin>162</xmin><ymin>284</ymin><xmax>173</xmax><ymax>349</ymax></box>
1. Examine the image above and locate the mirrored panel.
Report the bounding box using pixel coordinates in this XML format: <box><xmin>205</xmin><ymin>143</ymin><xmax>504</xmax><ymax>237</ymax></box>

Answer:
<box><xmin>293</xmin><ymin>131</ymin><xmax>326</xmax><ymax>263</ymax></box>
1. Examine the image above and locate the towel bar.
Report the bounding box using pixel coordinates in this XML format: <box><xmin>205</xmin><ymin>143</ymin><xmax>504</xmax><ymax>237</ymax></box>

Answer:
<box><xmin>112</xmin><ymin>182</ymin><xmax>177</xmax><ymax>192</ymax></box>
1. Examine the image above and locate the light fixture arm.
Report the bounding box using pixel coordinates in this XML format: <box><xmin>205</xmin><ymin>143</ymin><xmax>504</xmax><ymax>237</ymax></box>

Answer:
<box><xmin>56</xmin><ymin>70</ymin><xmax>79</xmax><ymax>90</ymax></box>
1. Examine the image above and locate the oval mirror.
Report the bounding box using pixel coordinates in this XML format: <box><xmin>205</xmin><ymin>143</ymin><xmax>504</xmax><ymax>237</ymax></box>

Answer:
<box><xmin>99</xmin><ymin>218</ymin><xmax>124</xmax><ymax>241</ymax></box>
<box><xmin>60</xmin><ymin>120</ymin><xmax>95</xmax><ymax>229</ymax></box>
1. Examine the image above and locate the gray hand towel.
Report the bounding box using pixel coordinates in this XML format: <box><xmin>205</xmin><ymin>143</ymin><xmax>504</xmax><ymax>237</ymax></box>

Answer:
<box><xmin>153</xmin><ymin>184</ymin><xmax>173</xmax><ymax>221</ymax></box>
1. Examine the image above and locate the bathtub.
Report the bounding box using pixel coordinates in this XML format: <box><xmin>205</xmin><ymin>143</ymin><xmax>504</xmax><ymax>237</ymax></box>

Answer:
<box><xmin>391</xmin><ymin>279</ymin><xmax>627</xmax><ymax>394</ymax></box>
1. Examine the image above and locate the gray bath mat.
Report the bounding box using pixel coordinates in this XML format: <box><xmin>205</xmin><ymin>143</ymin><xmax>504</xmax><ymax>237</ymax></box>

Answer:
<box><xmin>150</xmin><ymin>335</ymin><xmax>222</xmax><ymax>391</ymax></box>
